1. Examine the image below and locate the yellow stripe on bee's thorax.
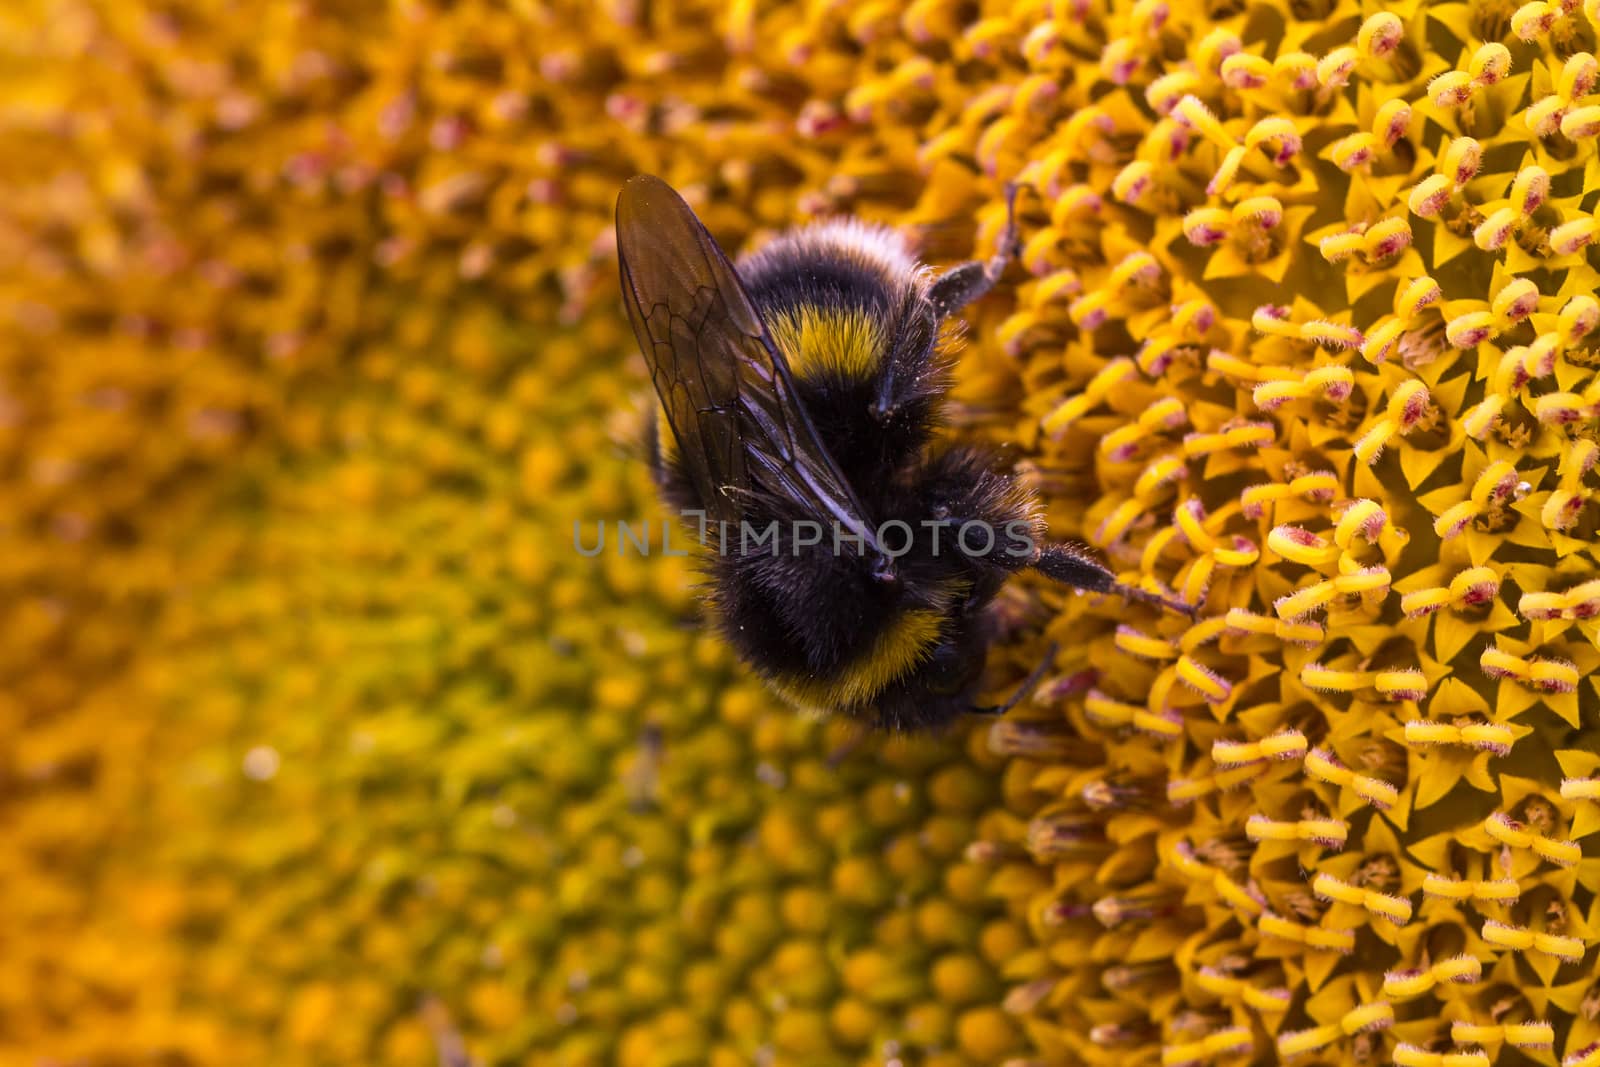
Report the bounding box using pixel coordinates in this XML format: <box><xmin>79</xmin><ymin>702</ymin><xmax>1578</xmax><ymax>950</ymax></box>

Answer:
<box><xmin>765</xmin><ymin>306</ymin><xmax>884</xmax><ymax>383</ymax></box>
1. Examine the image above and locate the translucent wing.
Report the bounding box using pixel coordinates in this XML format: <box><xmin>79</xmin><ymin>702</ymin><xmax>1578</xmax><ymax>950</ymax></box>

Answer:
<box><xmin>616</xmin><ymin>174</ymin><xmax>884</xmax><ymax>555</ymax></box>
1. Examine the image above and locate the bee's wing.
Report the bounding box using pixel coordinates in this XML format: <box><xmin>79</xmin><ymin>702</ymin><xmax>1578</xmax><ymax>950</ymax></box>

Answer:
<box><xmin>616</xmin><ymin>175</ymin><xmax>882</xmax><ymax>553</ymax></box>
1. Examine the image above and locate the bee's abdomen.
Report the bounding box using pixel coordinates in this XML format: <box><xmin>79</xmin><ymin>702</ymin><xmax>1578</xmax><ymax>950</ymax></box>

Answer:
<box><xmin>765</xmin><ymin>606</ymin><xmax>945</xmax><ymax>713</ymax></box>
<box><xmin>714</xmin><ymin>540</ymin><xmax>959</xmax><ymax>714</ymax></box>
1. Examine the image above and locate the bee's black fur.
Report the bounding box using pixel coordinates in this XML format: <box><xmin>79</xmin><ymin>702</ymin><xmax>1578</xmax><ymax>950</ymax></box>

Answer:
<box><xmin>648</xmin><ymin>218</ymin><xmax>1040</xmax><ymax>731</ymax></box>
<box><xmin>651</xmin><ymin>400</ymin><xmax>1036</xmax><ymax>732</ymax></box>
<box><xmin>739</xmin><ymin>232</ymin><xmax>947</xmax><ymax>490</ymax></box>
<box><xmin>625</xmin><ymin>177</ymin><xmax>1191</xmax><ymax>732</ymax></box>
<box><xmin>785</xmin><ymin>297</ymin><xmax>944</xmax><ymax>491</ymax></box>
<box><xmin>739</xmin><ymin>248</ymin><xmax>895</xmax><ymax>323</ymax></box>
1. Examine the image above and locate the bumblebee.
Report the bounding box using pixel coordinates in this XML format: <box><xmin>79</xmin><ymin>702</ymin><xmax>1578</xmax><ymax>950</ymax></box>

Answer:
<box><xmin>616</xmin><ymin>175</ymin><xmax>1193</xmax><ymax>732</ymax></box>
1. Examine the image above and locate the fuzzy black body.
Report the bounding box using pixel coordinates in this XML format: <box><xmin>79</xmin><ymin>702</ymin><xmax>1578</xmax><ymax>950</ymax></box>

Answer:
<box><xmin>618</xmin><ymin>176</ymin><xmax>1183</xmax><ymax>732</ymax></box>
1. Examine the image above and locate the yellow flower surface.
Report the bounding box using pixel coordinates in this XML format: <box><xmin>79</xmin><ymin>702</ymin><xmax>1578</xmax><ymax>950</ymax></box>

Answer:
<box><xmin>2</xmin><ymin>0</ymin><xmax>1599</xmax><ymax>1065</ymax></box>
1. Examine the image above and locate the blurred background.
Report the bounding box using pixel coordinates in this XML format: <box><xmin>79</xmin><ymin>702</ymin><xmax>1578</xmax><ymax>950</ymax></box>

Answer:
<box><xmin>0</xmin><ymin>2</ymin><xmax>1036</xmax><ymax>1064</ymax></box>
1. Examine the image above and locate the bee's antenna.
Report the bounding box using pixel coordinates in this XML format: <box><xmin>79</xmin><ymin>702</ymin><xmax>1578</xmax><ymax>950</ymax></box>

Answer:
<box><xmin>1032</xmin><ymin>543</ymin><xmax>1198</xmax><ymax>619</ymax></box>
<box><xmin>969</xmin><ymin>641</ymin><xmax>1059</xmax><ymax>717</ymax></box>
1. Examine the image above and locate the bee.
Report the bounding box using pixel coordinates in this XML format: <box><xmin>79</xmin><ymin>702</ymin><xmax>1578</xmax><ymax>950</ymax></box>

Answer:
<box><xmin>616</xmin><ymin>175</ymin><xmax>1194</xmax><ymax>732</ymax></box>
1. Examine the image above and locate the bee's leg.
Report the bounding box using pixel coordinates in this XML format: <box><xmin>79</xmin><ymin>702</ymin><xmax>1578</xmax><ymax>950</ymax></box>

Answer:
<box><xmin>929</xmin><ymin>181</ymin><xmax>1025</xmax><ymax>320</ymax></box>
<box><xmin>875</xmin><ymin>186</ymin><xmax>1025</xmax><ymax>422</ymax></box>
<box><xmin>1032</xmin><ymin>542</ymin><xmax>1197</xmax><ymax>618</ymax></box>
<box><xmin>968</xmin><ymin>641</ymin><xmax>1059</xmax><ymax>717</ymax></box>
